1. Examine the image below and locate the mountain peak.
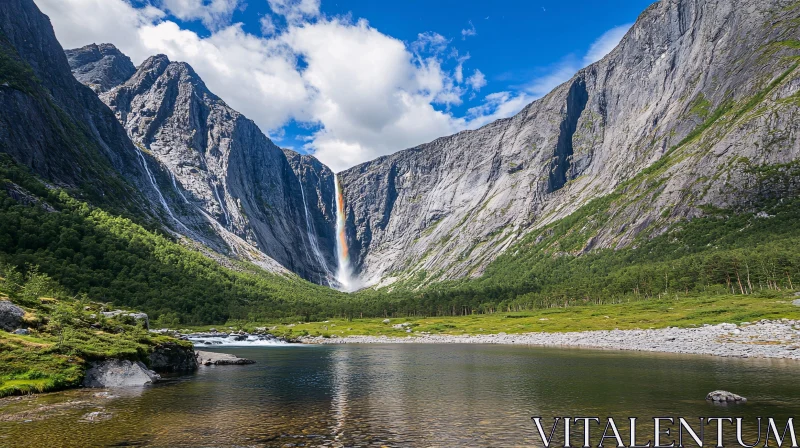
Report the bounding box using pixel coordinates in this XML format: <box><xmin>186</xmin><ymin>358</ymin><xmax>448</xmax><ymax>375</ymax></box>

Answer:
<box><xmin>65</xmin><ymin>42</ymin><xmax>135</xmax><ymax>93</ymax></box>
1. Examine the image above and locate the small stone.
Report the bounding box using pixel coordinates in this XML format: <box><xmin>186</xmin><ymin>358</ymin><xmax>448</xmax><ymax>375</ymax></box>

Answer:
<box><xmin>13</xmin><ymin>328</ymin><xmax>29</xmax><ymax>335</ymax></box>
<box><xmin>382</xmin><ymin>319</ymin><xmax>391</xmax><ymax>324</ymax></box>
<box><xmin>792</xmin><ymin>299</ymin><xmax>800</xmax><ymax>307</ymax></box>
<box><xmin>80</xmin><ymin>411</ymin><xmax>113</xmax><ymax>422</ymax></box>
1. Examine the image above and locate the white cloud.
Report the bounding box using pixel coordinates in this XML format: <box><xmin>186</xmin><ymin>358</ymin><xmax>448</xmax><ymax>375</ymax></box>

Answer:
<box><xmin>466</xmin><ymin>69</ymin><xmax>486</xmax><ymax>91</ymax></box>
<box><xmin>267</xmin><ymin>0</ymin><xmax>320</xmax><ymax>24</ymax></box>
<box><xmin>411</xmin><ymin>32</ymin><xmax>449</xmax><ymax>54</ymax></box>
<box><xmin>525</xmin><ymin>23</ymin><xmax>632</xmax><ymax>99</ymax></box>
<box><xmin>160</xmin><ymin>0</ymin><xmax>243</xmax><ymax>30</ymax></box>
<box><xmin>260</xmin><ymin>15</ymin><xmax>276</xmax><ymax>36</ymax></box>
<box><xmin>282</xmin><ymin>18</ymin><xmax>466</xmax><ymax>170</ymax></box>
<box><xmin>35</xmin><ymin>0</ymin><xmax>164</xmax><ymax>61</ymax></box>
<box><xmin>583</xmin><ymin>23</ymin><xmax>632</xmax><ymax>65</ymax></box>
<box><xmin>37</xmin><ymin>0</ymin><xmax>627</xmax><ymax>172</ymax></box>
<box><xmin>461</xmin><ymin>20</ymin><xmax>476</xmax><ymax>40</ymax></box>
<box><xmin>466</xmin><ymin>91</ymin><xmax>531</xmax><ymax>129</ymax></box>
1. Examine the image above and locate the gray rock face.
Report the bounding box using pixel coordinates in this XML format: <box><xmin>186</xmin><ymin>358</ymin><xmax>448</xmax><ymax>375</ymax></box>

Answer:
<box><xmin>0</xmin><ymin>0</ymin><xmax>194</xmax><ymax>226</ymax></box>
<box><xmin>149</xmin><ymin>342</ymin><xmax>198</xmax><ymax>373</ymax></box>
<box><xmin>65</xmin><ymin>43</ymin><xmax>135</xmax><ymax>93</ymax></box>
<box><xmin>97</xmin><ymin>54</ymin><xmax>336</xmax><ymax>283</ymax></box>
<box><xmin>82</xmin><ymin>360</ymin><xmax>161</xmax><ymax>388</ymax></box>
<box><xmin>0</xmin><ymin>301</ymin><xmax>24</xmax><ymax>332</ymax></box>
<box><xmin>338</xmin><ymin>0</ymin><xmax>800</xmax><ymax>287</ymax></box>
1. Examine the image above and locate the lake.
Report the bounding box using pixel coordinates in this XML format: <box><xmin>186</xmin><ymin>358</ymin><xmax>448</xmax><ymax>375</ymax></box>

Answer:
<box><xmin>1</xmin><ymin>344</ymin><xmax>799</xmax><ymax>447</ymax></box>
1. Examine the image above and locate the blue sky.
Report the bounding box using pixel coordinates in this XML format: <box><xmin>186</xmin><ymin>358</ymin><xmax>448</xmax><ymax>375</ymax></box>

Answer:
<box><xmin>39</xmin><ymin>0</ymin><xmax>653</xmax><ymax>171</ymax></box>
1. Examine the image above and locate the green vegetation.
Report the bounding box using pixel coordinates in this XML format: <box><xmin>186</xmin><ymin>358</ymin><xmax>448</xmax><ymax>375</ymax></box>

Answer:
<box><xmin>0</xmin><ymin>154</ymin><xmax>348</xmax><ymax>325</ymax></box>
<box><xmin>254</xmin><ymin>294</ymin><xmax>800</xmax><ymax>339</ymax></box>
<box><xmin>0</xmin><ymin>265</ymin><xmax>185</xmax><ymax>397</ymax></box>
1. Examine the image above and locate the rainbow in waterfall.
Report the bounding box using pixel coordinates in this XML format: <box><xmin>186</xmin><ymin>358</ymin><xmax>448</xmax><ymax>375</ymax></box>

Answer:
<box><xmin>334</xmin><ymin>174</ymin><xmax>355</xmax><ymax>291</ymax></box>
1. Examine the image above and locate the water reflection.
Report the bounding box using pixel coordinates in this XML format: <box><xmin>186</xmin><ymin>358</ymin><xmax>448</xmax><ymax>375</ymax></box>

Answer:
<box><xmin>1</xmin><ymin>344</ymin><xmax>798</xmax><ymax>447</ymax></box>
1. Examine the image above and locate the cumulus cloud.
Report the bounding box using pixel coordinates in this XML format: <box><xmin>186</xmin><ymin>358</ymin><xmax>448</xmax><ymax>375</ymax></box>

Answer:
<box><xmin>267</xmin><ymin>0</ymin><xmax>320</xmax><ymax>24</ymax></box>
<box><xmin>38</xmin><ymin>0</ymin><xmax>622</xmax><ymax>172</ymax></box>
<box><xmin>259</xmin><ymin>15</ymin><xmax>276</xmax><ymax>36</ymax></box>
<box><xmin>466</xmin><ymin>69</ymin><xmax>486</xmax><ymax>91</ymax></box>
<box><xmin>160</xmin><ymin>0</ymin><xmax>243</xmax><ymax>30</ymax></box>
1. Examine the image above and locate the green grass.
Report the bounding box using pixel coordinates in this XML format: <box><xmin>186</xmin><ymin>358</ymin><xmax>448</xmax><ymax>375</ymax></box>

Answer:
<box><xmin>0</xmin><ymin>268</ymin><xmax>193</xmax><ymax>397</ymax></box>
<box><xmin>189</xmin><ymin>293</ymin><xmax>800</xmax><ymax>338</ymax></box>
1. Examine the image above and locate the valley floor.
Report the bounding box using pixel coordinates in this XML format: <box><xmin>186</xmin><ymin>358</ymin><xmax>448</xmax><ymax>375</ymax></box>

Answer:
<box><xmin>237</xmin><ymin>294</ymin><xmax>800</xmax><ymax>360</ymax></box>
<box><xmin>300</xmin><ymin>320</ymin><xmax>800</xmax><ymax>360</ymax></box>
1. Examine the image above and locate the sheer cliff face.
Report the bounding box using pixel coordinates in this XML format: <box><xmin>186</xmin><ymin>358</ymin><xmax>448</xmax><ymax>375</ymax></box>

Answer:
<box><xmin>65</xmin><ymin>43</ymin><xmax>136</xmax><ymax>93</ymax></box>
<box><xmin>339</xmin><ymin>0</ymin><xmax>800</xmax><ymax>287</ymax></box>
<box><xmin>0</xmin><ymin>0</ymin><xmax>168</xmax><ymax>217</ymax></box>
<box><xmin>95</xmin><ymin>56</ymin><xmax>336</xmax><ymax>283</ymax></box>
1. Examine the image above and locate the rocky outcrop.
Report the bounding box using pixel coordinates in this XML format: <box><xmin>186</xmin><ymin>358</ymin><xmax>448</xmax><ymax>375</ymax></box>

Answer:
<box><xmin>93</xmin><ymin>54</ymin><xmax>336</xmax><ymax>283</ymax></box>
<box><xmin>0</xmin><ymin>301</ymin><xmax>24</xmax><ymax>332</ymax></box>
<box><xmin>338</xmin><ymin>0</ymin><xmax>800</xmax><ymax>287</ymax></box>
<box><xmin>149</xmin><ymin>342</ymin><xmax>198</xmax><ymax>373</ymax></box>
<box><xmin>195</xmin><ymin>350</ymin><xmax>255</xmax><ymax>366</ymax></box>
<box><xmin>65</xmin><ymin>43</ymin><xmax>135</xmax><ymax>93</ymax></box>
<box><xmin>82</xmin><ymin>360</ymin><xmax>160</xmax><ymax>388</ymax></box>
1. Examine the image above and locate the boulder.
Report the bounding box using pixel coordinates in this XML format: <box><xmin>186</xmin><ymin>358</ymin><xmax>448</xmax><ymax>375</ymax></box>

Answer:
<box><xmin>0</xmin><ymin>301</ymin><xmax>24</xmax><ymax>332</ymax></box>
<box><xmin>792</xmin><ymin>299</ymin><xmax>800</xmax><ymax>307</ymax></box>
<box><xmin>13</xmin><ymin>328</ymin><xmax>29</xmax><ymax>335</ymax></box>
<box><xmin>195</xmin><ymin>350</ymin><xmax>255</xmax><ymax>366</ymax></box>
<box><xmin>82</xmin><ymin>360</ymin><xmax>161</xmax><ymax>388</ymax></box>
<box><xmin>149</xmin><ymin>342</ymin><xmax>198</xmax><ymax>373</ymax></box>
<box><xmin>706</xmin><ymin>390</ymin><xmax>747</xmax><ymax>403</ymax></box>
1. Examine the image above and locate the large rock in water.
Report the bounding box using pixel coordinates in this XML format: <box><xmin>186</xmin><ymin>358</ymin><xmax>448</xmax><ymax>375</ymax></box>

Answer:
<box><xmin>195</xmin><ymin>350</ymin><xmax>255</xmax><ymax>366</ymax></box>
<box><xmin>0</xmin><ymin>301</ymin><xmax>24</xmax><ymax>332</ymax></box>
<box><xmin>149</xmin><ymin>342</ymin><xmax>198</xmax><ymax>373</ymax></box>
<box><xmin>706</xmin><ymin>390</ymin><xmax>747</xmax><ymax>403</ymax></box>
<box><xmin>82</xmin><ymin>360</ymin><xmax>161</xmax><ymax>388</ymax></box>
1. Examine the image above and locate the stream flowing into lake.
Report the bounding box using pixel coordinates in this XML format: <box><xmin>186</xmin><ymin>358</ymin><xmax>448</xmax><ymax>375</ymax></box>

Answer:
<box><xmin>1</xmin><ymin>344</ymin><xmax>799</xmax><ymax>447</ymax></box>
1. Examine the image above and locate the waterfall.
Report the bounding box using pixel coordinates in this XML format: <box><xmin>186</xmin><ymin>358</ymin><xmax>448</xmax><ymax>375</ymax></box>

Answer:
<box><xmin>212</xmin><ymin>182</ymin><xmax>230</xmax><ymax>226</ymax></box>
<box><xmin>334</xmin><ymin>174</ymin><xmax>356</xmax><ymax>291</ymax></box>
<box><xmin>170</xmin><ymin>171</ymin><xmax>190</xmax><ymax>205</ymax></box>
<box><xmin>134</xmin><ymin>147</ymin><xmax>188</xmax><ymax>233</ymax></box>
<box><xmin>298</xmin><ymin>177</ymin><xmax>333</xmax><ymax>283</ymax></box>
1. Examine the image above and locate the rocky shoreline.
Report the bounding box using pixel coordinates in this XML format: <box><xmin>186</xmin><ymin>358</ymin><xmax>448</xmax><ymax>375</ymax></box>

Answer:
<box><xmin>298</xmin><ymin>320</ymin><xmax>800</xmax><ymax>360</ymax></box>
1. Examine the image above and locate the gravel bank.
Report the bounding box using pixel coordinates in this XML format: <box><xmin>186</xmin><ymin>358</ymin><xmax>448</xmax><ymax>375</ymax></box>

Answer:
<box><xmin>299</xmin><ymin>320</ymin><xmax>800</xmax><ymax>360</ymax></box>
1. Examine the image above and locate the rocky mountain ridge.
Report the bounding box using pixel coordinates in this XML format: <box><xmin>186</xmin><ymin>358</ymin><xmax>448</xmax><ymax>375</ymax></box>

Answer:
<box><xmin>337</xmin><ymin>0</ymin><xmax>800</xmax><ymax>288</ymax></box>
<box><xmin>78</xmin><ymin>51</ymin><xmax>337</xmax><ymax>282</ymax></box>
<box><xmin>44</xmin><ymin>0</ymin><xmax>800</xmax><ymax>292</ymax></box>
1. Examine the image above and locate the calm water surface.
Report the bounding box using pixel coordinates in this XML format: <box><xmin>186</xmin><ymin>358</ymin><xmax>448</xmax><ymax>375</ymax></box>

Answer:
<box><xmin>1</xmin><ymin>344</ymin><xmax>799</xmax><ymax>447</ymax></box>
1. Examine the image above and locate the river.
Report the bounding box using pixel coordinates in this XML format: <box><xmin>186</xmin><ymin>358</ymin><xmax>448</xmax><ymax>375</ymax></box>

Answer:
<box><xmin>1</xmin><ymin>344</ymin><xmax>798</xmax><ymax>447</ymax></box>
